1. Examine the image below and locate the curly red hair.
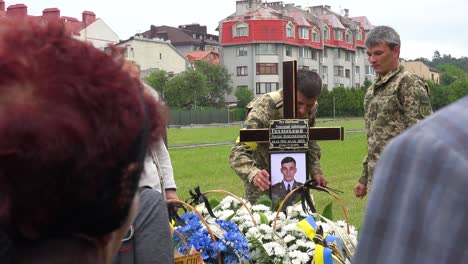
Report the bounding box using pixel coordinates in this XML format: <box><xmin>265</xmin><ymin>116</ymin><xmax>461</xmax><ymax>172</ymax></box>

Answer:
<box><xmin>0</xmin><ymin>17</ymin><xmax>166</xmax><ymax>250</ymax></box>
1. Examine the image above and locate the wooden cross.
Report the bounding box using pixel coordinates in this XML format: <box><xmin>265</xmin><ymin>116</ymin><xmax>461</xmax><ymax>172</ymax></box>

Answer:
<box><xmin>239</xmin><ymin>61</ymin><xmax>344</xmax><ymax>144</ymax></box>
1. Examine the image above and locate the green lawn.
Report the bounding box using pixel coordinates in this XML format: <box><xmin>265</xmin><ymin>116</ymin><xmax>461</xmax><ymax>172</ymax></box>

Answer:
<box><xmin>167</xmin><ymin>119</ymin><xmax>364</xmax><ymax>146</ymax></box>
<box><xmin>168</xmin><ymin>119</ymin><xmax>368</xmax><ymax>229</ymax></box>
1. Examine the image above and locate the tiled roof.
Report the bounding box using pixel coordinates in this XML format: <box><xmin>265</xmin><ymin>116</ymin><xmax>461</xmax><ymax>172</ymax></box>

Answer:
<box><xmin>230</xmin><ymin>6</ymin><xmax>285</xmax><ymax>21</ymax></box>
<box><xmin>351</xmin><ymin>16</ymin><xmax>373</xmax><ymax>31</ymax></box>
<box><xmin>322</xmin><ymin>14</ymin><xmax>345</xmax><ymax>29</ymax></box>
<box><xmin>184</xmin><ymin>50</ymin><xmax>219</xmax><ymax>64</ymax></box>
<box><xmin>285</xmin><ymin>11</ymin><xmax>310</xmax><ymax>26</ymax></box>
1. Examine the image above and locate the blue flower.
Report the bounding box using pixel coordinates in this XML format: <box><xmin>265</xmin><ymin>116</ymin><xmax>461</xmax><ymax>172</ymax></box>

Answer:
<box><xmin>174</xmin><ymin>212</ymin><xmax>250</xmax><ymax>263</ymax></box>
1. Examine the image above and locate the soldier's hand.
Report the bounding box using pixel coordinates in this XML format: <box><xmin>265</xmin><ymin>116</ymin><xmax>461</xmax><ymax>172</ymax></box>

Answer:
<box><xmin>354</xmin><ymin>183</ymin><xmax>367</xmax><ymax>199</ymax></box>
<box><xmin>254</xmin><ymin>170</ymin><xmax>270</xmax><ymax>192</ymax></box>
<box><xmin>313</xmin><ymin>174</ymin><xmax>327</xmax><ymax>187</ymax></box>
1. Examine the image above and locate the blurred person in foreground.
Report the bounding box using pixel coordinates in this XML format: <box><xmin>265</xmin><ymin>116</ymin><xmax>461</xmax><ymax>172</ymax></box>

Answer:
<box><xmin>229</xmin><ymin>69</ymin><xmax>327</xmax><ymax>204</ymax></box>
<box><xmin>353</xmin><ymin>96</ymin><xmax>468</xmax><ymax>263</ymax></box>
<box><xmin>113</xmin><ymin>65</ymin><xmax>175</xmax><ymax>264</ymax></box>
<box><xmin>0</xmin><ymin>18</ymin><xmax>166</xmax><ymax>264</ymax></box>
<box><xmin>354</xmin><ymin>25</ymin><xmax>432</xmax><ymax>199</ymax></box>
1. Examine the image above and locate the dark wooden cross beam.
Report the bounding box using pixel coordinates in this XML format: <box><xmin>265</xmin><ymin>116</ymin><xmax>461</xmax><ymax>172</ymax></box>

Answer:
<box><xmin>239</xmin><ymin>61</ymin><xmax>344</xmax><ymax>143</ymax></box>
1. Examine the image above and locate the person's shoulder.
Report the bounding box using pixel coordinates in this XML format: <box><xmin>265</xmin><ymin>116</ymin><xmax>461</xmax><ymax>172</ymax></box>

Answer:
<box><xmin>247</xmin><ymin>90</ymin><xmax>282</xmax><ymax>110</ymax></box>
<box><xmin>139</xmin><ymin>187</ymin><xmax>165</xmax><ymax>206</ymax></box>
<box><xmin>271</xmin><ymin>182</ymin><xmax>282</xmax><ymax>189</ymax></box>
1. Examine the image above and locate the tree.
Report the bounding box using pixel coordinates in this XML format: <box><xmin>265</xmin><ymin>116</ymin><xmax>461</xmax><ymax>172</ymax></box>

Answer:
<box><xmin>437</xmin><ymin>64</ymin><xmax>465</xmax><ymax>86</ymax></box>
<box><xmin>164</xmin><ymin>69</ymin><xmax>208</xmax><ymax>109</ymax></box>
<box><xmin>144</xmin><ymin>70</ymin><xmax>170</xmax><ymax>101</ymax></box>
<box><xmin>234</xmin><ymin>86</ymin><xmax>254</xmax><ymax>108</ymax></box>
<box><xmin>194</xmin><ymin>61</ymin><xmax>233</xmax><ymax>107</ymax></box>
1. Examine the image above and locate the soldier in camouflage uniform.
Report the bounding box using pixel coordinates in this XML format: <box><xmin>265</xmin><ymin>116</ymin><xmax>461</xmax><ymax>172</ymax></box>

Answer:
<box><xmin>229</xmin><ymin>70</ymin><xmax>327</xmax><ymax>204</ymax></box>
<box><xmin>354</xmin><ymin>26</ymin><xmax>433</xmax><ymax>198</ymax></box>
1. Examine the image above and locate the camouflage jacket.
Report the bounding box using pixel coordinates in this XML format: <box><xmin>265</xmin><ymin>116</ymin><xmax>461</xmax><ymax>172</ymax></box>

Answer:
<box><xmin>360</xmin><ymin>65</ymin><xmax>432</xmax><ymax>187</ymax></box>
<box><xmin>229</xmin><ymin>89</ymin><xmax>322</xmax><ymax>203</ymax></box>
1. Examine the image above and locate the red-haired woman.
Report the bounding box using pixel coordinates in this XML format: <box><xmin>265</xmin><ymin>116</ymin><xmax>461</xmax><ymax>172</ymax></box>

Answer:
<box><xmin>0</xmin><ymin>18</ymin><xmax>166</xmax><ymax>264</ymax></box>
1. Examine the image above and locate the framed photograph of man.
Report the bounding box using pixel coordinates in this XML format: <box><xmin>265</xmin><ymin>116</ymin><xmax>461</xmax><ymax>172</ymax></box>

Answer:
<box><xmin>269</xmin><ymin>151</ymin><xmax>307</xmax><ymax>207</ymax></box>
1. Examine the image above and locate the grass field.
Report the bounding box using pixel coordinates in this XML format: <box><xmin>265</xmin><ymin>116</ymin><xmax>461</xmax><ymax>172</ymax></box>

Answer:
<box><xmin>167</xmin><ymin>119</ymin><xmax>368</xmax><ymax>229</ymax></box>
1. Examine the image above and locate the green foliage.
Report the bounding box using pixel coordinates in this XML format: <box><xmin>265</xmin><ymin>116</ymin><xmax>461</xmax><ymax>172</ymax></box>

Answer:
<box><xmin>317</xmin><ymin>86</ymin><xmax>365</xmax><ymax>117</ymax></box>
<box><xmin>259</xmin><ymin>212</ymin><xmax>269</xmax><ymax>225</ymax></box>
<box><xmin>437</xmin><ymin>64</ymin><xmax>466</xmax><ymax>85</ymax></box>
<box><xmin>321</xmin><ymin>201</ymin><xmax>334</xmax><ymax>220</ymax></box>
<box><xmin>143</xmin><ymin>69</ymin><xmax>170</xmax><ymax>101</ymax></box>
<box><xmin>234</xmin><ymin>86</ymin><xmax>254</xmax><ymax>108</ymax></box>
<box><xmin>194</xmin><ymin>61</ymin><xmax>233</xmax><ymax>107</ymax></box>
<box><xmin>257</xmin><ymin>194</ymin><xmax>273</xmax><ymax>208</ymax></box>
<box><xmin>164</xmin><ymin>69</ymin><xmax>208</xmax><ymax>109</ymax></box>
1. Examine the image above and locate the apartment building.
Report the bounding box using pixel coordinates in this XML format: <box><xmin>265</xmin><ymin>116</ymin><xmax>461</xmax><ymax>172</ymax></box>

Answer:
<box><xmin>140</xmin><ymin>23</ymin><xmax>220</xmax><ymax>55</ymax></box>
<box><xmin>219</xmin><ymin>0</ymin><xmax>375</xmax><ymax>101</ymax></box>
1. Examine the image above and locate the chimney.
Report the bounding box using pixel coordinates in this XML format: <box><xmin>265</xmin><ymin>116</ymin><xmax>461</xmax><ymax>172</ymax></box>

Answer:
<box><xmin>324</xmin><ymin>5</ymin><xmax>331</xmax><ymax>10</ymax></box>
<box><xmin>82</xmin><ymin>11</ymin><xmax>96</xmax><ymax>27</ymax></box>
<box><xmin>42</xmin><ymin>8</ymin><xmax>60</xmax><ymax>21</ymax></box>
<box><xmin>6</xmin><ymin>4</ymin><xmax>27</xmax><ymax>17</ymax></box>
<box><xmin>0</xmin><ymin>0</ymin><xmax>5</xmax><ymax>12</ymax></box>
<box><xmin>344</xmin><ymin>8</ymin><xmax>349</xmax><ymax>17</ymax></box>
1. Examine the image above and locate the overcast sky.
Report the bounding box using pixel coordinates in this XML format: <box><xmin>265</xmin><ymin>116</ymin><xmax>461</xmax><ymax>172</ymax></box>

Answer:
<box><xmin>23</xmin><ymin>0</ymin><xmax>468</xmax><ymax>60</ymax></box>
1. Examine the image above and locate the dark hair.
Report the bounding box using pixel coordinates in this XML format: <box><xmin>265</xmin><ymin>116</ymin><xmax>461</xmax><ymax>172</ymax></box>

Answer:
<box><xmin>281</xmin><ymin>156</ymin><xmax>296</xmax><ymax>166</ymax></box>
<box><xmin>297</xmin><ymin>69</ymin><xmax>322</xmax><ymax>98</ymax></box>
<box><xmin>0</xmin><ymin>18</ymin><xmax>166</xmax><ymax>263</ymax></box>
<box><xmin>365</xmin><ymin>25</ymin><xmax>401</xmax><ymax>50</ymax></box>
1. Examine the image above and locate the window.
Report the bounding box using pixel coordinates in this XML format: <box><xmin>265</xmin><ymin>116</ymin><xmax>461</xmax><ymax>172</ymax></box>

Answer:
<box><xmin>323</xmin><ymin>48</ymin><xmax>328</xmax><ymax>58</ymax></box>
<box><xmin>193</xmin><ymin>33</ymin><xmax>197</xmax><ymax>38</ymax></box>
<box><xmin>334</xmin><ymin>29</ymin><xmax>342</xmax><ymax>41</ymax></box>
<box><xmin>233</xmin><ymin>22</ymin><xmax>248</xmax><ymax>37</ymax></box>
<box><xmin>159</xmin><ymin>53</ymin><xmax>162</xmax><ymax>60</ymax></box>
<box><xmin>335</xmin><ymin>49</ymin><xmax>341</xmax><ymax>59</ymax></box>
<box><xmin>311</xmin><ymin>50</ymin><xmax>318</xmax><ymax>60</ymax></box>
<box><xmin>302</xmin><ymin>66</ymin><xmax>309</xmax><ymax>70</ymax></box>
<box><xmin>256</xmin><ymin>44</ymin><xmax>277</xmax><ymax>54</ymax></box>
<box><xmin>237</xmin><ymin>66</ymin><xmax>248</xmax><ymax>76</ymax></box>
<box><xmin>355</xmin><ymin>83</ymin><xmax>361</xmax><ymax>87</ymax></box>
<box><xmin>365</xmin><ymin>65</ymin><xmax>375</xmax><ymax>75</ymax></box>
<box><xmin>256</xmin><ymin>63</ymin><xmax>278</xmax><ymax>75</ymax></box>
<box><xmin>299</xmin><ymin>27</ymin><xmax>309</xmax><ymax>39</ymax></box>
<box><xmin>345</xmin><ymin>29</ymin><xmax>352</xmax><ymax>43</ymax></box>
<box><xmin>356</xmin><ymin>27</ymin><xmax>362</xmax><ymax>41</ymax></box>
<box><xmin>322</xmin><ymin>65</ymin><xmax>328</xmax><ymax>77</ymax></box>
<box><xmin>256</xmin><ymin>82</ymin><xmax>279</xmax><ymax>94</ymax></box>
<box><xmin>286</xmin><ymin>22</ymin><xmax>295</xmax><ymax>38</ymax></box>
<box><xmin>334</xmin><ymin>66</ymin><xmax>344</xmax><ymax>77</ymax></box>
<box><xmin>299</xmin><ymin>47</ymin><xmax>311</xmax><ymax>58</ymax></box>
<box><xmin>345</xmin><ymin>69</ymin><xmax>351</xmax><ymax>78</ymax></box>
<box><xmin>355</xmin><ymin>66</ymin><xmax>360</xmax><ymax>74</ymax></box>
<box><xmin>323</xmin><ymin>26</ymin><xmax>330</xmax><ymax>40</ymax></box>
<box><xmin>237</xmin><ymin>46</ymin><xmax>248</xmax><ymax>56</ymax></box>
<box><xmin>285</xmin><ymin>46</ymin><xmax>292</xmax><ymax>57</ymax></box>
<box><xmin>312</xmin><ymin>27</ymin><xmax>320</xmax><ymax>42</ymax></box>
<box><xmin>345</xmin><ymin>51</ymin><xmax>351</xmax><ymax>61</ymax></box>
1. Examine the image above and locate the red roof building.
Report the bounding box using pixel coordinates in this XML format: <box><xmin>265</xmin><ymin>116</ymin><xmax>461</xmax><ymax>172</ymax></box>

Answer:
<box><xmin>219</xmin><ymin>0</ymin><xmax>375</xmax><ymax>99</ymax></box>
<box><xmin>184</xmin><ymin>50</ymin><xmax>220</xmax><ymax>66</ymax></box>
<box><xmin>0</xmin><ymin>1</ymin><xmax>119</xmax><ymax>49</ymax></box>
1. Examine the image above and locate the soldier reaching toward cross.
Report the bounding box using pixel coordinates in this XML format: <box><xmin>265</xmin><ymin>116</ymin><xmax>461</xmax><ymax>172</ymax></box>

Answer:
<box><xmin>354</xmin><ymin>25</ymin><xmax>433</xmax><ymax>199</ymax></box>
<box><xmin>229</xmin><ymin>69</ymin><xmax>327</xmax><ymax>204</ymax></box>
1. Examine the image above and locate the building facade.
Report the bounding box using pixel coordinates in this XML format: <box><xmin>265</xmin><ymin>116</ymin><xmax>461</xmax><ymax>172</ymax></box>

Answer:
<box><xmin>115</xmin><ymin>36</ymin><xmax>188</xmax><ymax>77</ymax></box>
<box><xmin>219</xmin><ymin>0</ymin><xmax>375</xmax><ymax>101</ymax></box>
<box><xmin>400</xmin><ymin>60</ymin><xmax>440</xmax><ymax>84</ymax></box>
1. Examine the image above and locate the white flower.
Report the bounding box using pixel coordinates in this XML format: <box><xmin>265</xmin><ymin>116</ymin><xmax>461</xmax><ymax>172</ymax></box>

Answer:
<box><xmin>289</xmin><ymin>250</ymin><xmax>312</xmax><ymax>264</ymax></box>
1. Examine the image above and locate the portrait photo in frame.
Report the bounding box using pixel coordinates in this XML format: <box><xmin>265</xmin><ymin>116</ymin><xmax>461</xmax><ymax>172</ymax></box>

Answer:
<box><xmin>269</xmin><ymin>151</ymin><xmax>308</xmax><ymax>207</ymax></box>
